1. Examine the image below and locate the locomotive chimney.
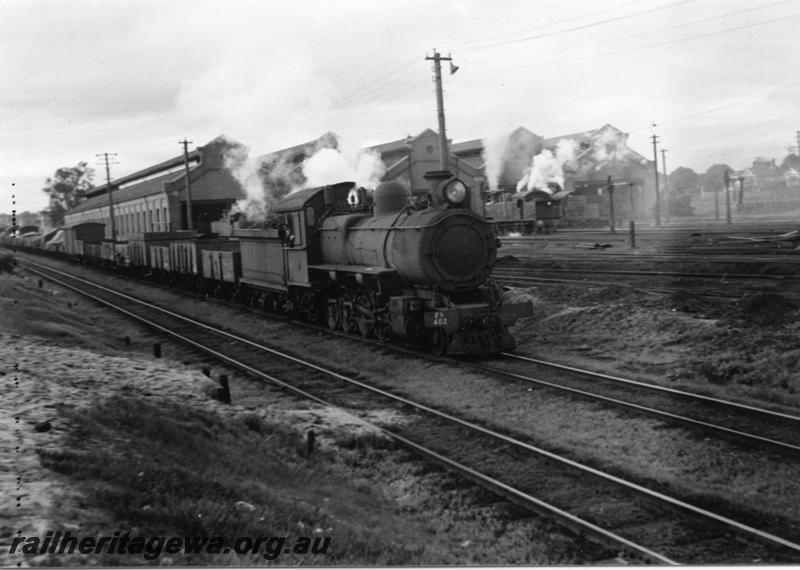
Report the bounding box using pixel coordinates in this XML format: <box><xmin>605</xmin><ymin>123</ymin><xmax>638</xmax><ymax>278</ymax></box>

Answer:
<box><xmin>323</xmin><ymin>185</ymin><xmax>337</xmax><ymax>207</ymax></box>
<box><xmin>373</xmin><ymin>180</ymin><xmax>409</xmax><ymax>216</ymax></box>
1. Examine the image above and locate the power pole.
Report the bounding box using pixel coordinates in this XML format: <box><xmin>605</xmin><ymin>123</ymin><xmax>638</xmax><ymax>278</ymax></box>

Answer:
<box><xmin>179</xmin><ymin>139</ymin><xmax>194</xmax><ymax>230</ymax></box>
<box><xmin>11</xmin><ymin>186</ymin><xmax>16</xmax><ymax>234</ymax></box>
<box><xmin>606</xmin><ymin>175</ymin><xmax>616</xmax><ymax>233</ymax></box>
<box><xmin>796</xmin><ymin>130</ymin><xmax>800</xmax><ymax>154</ymax></box>
<box><xmin>724</xmin><ymin>169</ymin><xmax>732</xmax><ymax>224</ymax></box>
<box><xmin>661</xmin><ymin>148</ymin><xmax>669</xmax><ymax>224</ymax></box>
<box><xmin>650</xmin><ymin>134</ymin><xmax>661</xmax><ymax>227</ymax></box>
<box><xmin>96</xmin><ymin>153</ymin><xmax>118</xmax><ymax>257</ymax></box>
<box><xmin>425</xmin><ymin>50</ymin><xmax>455</xmax><ymax>171</ymax></box>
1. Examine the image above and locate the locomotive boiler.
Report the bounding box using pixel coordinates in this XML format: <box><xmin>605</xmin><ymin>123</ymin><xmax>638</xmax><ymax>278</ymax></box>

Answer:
<box><xmin>302</xmin><ymin>173</ymin><xmax>531</xmax><ymax>355</ymax></box>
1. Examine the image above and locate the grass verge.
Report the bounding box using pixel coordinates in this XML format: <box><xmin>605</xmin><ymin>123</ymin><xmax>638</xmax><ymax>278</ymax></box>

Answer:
<box><xmin>37</xmin><ymin>395</ymin><xmax>425</xmax><ymax>566</ymax></box>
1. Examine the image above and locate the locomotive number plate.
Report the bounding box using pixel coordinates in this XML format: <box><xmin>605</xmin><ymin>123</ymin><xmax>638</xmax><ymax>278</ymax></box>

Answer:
<box><xmin>432</xmin><ymin>312</ymin><xmax>448</xmax><ymax>327</ymax></box>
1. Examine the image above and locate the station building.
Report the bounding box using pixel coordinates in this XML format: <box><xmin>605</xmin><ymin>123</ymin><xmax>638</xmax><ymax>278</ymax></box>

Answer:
<box><xmin>64</xmin><ymin>136</ymin><xmax>246</xmax><ymax>238</ymax></box>
<box><xmin>64</xmin><ymin>124</ymin><xmax>655</xmax><ymax>234</ymax></box>
<box><xmin>368</xmin><ymin>128</ymin><xmax>486</xmax><ymax>212</ymax></box>
<box><xmin>450</xmin><ymin>123</ymin><xmax>656</xmax><ymax>225</ymax></box>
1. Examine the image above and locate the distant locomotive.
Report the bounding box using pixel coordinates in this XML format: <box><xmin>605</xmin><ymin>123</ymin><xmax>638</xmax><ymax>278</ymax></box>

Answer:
<box><xmin>484</xmin><ymin>183</ymin><xmax>568</xmax><ymax>234</ymax></box>
<box><xmin>7</xmin><ymin>175</ymin><xmax>532</xmax><ymax>357</ymax></box>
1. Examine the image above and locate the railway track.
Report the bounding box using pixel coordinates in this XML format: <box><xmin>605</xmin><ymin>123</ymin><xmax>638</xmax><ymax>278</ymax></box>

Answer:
<box><xmin>494</xmin><ymin>265</ymin><xmax>798</xmax><ymax>281</ymax></box>
<box><xmin>17</xmin><ymin>258</ymin><xmax>800</xmax><ymax>564</ymax></box>
<box><xmin>460</xmin><ymin>353</ymin><xmax>800</xmax><ymax>458</ymax></box>
<box><xmin>490</xmin><ymin>270</ymin><xmax>746</xmax><ymax>299</ymax></box>
<box><xmin>497</xmin><ymin>252</ymin><xmax>800</xmax><ymax>264</ymax></box>
<box><xmin>490</xmin><ymin>266</ymin><xmax>797</xmax><ymax>301</ymax></box>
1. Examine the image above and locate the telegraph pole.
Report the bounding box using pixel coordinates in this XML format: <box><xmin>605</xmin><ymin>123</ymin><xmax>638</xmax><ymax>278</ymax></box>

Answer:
<box><xmin>425</xmin><ymin>50</ymin><xmax>454</xmax><ymax>171</ymax></box>
<box><xmin>11</xmin><ymin>185</ymin><xmax>16</xmax><ymax>233</ymax></box>
<box><xmin>10</xmin><ymin>188</ymin><xmax>16</xmax><ymax>251</ymax></box>
<box><xmin>179</xmin><ymin>139</ymin><xmax>195</xmax><ymax>230</ymax></box>
<box><xmin>650</xmin><ymin>133</ymin><xmax>661</xmax><ymax>227</ymax></box>
<box><xmin>96</xmin><ymin>153</ymin><xmax>118</xmax><ymax>258</ymax></box>
<box><xmin>724</xmin><ymin>170</ymin><xmax>732</xmax><ymax>224</ymax></box>
<box><xmin>661</xmin><ymin>148</ymin><xmax>669</xmax><ymax>224</ymax></box>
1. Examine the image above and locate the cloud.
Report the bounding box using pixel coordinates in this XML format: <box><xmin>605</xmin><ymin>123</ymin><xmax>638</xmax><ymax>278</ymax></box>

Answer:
<box><xmin>176</xmin><ymin>44</ymin><xmax>332</xmax><ymax>147</ymax></box>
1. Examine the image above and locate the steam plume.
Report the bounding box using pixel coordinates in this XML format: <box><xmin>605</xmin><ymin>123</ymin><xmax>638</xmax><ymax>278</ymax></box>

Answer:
<box><xmin>223</xmin><ymin>141</ymin><xmax>307</xmax><ymax>222</ymax></box>
<box><xmin>517</xmin><ymin>139</ymin><xmax>578</xmax><ymax>193</ymax></box>
<box><xmin>482</xmin><ymin>131</ymin><xmax>513</xmax><ymax>192</ymax></box>
<box><xmin>302</xmin><ymin>141</ymin><xmax>385</xmax><ymax>190</ymax></box>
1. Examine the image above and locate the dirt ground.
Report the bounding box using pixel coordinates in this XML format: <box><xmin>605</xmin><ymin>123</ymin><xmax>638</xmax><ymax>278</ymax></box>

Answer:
<box><xmin>504</xmin><ymin>273</ymin><xmax>800</xmax><ymax>412</ymax></box>
<box><xmin>3</xmin><ymin>249</ymin><xmax>800</xmax><ymax>565</ymax></box>
<box><xmin>0</xmin><ymin>265</ymin><xmax>613</xmax><ymax>566</ymax></box>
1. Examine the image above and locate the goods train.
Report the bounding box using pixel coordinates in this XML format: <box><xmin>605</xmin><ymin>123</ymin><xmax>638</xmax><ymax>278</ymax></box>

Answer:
<box><xmin>5</xmin><ymin>175</ymin><xmax>532</xmax><ymax>356</ymax></box>
<box><xmin>484</xmin><ymin>183</ymin><xmax>567</xmax><ymax>234</ymax></box>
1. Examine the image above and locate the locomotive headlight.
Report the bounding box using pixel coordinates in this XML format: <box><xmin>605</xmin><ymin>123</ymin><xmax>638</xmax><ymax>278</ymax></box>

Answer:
<box><xmin>444</xmin><ymin>180</ymin><xmax>467</xmax><ymax>204</ymax></box>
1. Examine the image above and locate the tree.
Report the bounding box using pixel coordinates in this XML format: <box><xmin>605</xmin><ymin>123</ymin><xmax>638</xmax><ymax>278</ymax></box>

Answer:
<box><xmin>779</xmin><ymin>154</ymin><xmax>800</xmax><ymax>172</ymax></box>
<box><xmin>701</xmin><ymin>163</ymin><xmax>734</xmax><ymax>193</ymax></box>
<box><xmin>668</xmin><ymin>166</ymin><xmax>700</xmax><ymax>197</ymax></box>
<box><xmin>41</xmin><ymin>162</ymin><xmax>94</xmax><ymax>226</ymax></box>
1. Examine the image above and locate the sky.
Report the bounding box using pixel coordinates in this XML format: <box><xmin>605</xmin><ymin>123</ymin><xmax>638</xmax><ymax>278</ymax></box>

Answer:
<box><xmin>2</xmin><ymin>0</ymin><xmax>799</xmax><ymax>213</ymax></box>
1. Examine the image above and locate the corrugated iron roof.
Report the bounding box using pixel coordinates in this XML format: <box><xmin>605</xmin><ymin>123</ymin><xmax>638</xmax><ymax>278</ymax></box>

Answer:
<box><xmin>69</xmin><ymin>169</ymin><xmax>182</xmax><ymax>214</ymax></box>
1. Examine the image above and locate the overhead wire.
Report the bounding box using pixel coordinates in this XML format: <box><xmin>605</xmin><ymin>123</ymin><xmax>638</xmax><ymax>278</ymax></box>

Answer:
<box><xmin>461</xmin><ymin>9</ymin><xmax>800</xmax><ymax>75</ymax></box>
<box><xmin>464</xmin><ymin>0</ymin><xmax>793</xmax><ymax>66</ymax></box>
<box><xmin>456</xmin><ymin>0</ymin><xmax>695</xmax><ymax>53</ymax></box>
<box><xmin>443</xmin><ymin>0</ymin><xmax>649</xmax><ymax>50</ymax></box>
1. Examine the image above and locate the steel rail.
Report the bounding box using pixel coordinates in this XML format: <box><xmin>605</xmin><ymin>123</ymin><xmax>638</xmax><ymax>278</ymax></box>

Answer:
<box><xmin>493</xmin><ymin>266</ymin><xmax>796</xmax><ymax>281</ymax></box>
<box><xmin>502</xmin><ymin>353</ymin><xmax>800</xmax><ymax>423</ymax></box>
<box><xmin>460</xmin><ymin>359</ymin><xmax>800</xmax><ymax>457</ymax></box>
<box><xmin>491</xmin><ymin>273</ymin><xmax>754</xmax><ymax>299</ymax></box>
<box><xmin>19</xmin><ymin>258</ymin><xmax>800</xmax><ymax>560</ymax></box>
<box><xmin>19</xmin><ymin>259</ymin><xmax>676</xmax><ymax>565</ymax></box>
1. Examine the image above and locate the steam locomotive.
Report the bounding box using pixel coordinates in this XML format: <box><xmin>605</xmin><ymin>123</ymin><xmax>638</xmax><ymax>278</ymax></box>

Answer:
<box><xmin>8</xmin><ymin>173</ymin><xmax>532</xmax><ymax>356</ymax></box>
<box><xmin>484</xmin><ymin>183</ymin><xmax>567</xmax><ymax>235</ymax></box>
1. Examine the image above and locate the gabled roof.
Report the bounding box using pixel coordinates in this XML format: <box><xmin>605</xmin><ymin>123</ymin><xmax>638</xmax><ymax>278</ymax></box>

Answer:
<box><xmin>69</xmin><ymin>169</ymin><xmax>184</xmax><ymax>214</ymax></box>
<box><xmin>454</xmin><ymin>126</ymin><xmax>542</xmax><ymax>154</ymax></box>
<box><xmin>368</xmin><ymin>128</ymin><xmax>438</xmax><ymax>155</ymax></box>
<box><xmin>451</xmin><ymin>138</ymin><xmax>483</xmax><ymax>154</ymax></box>
<box><xmin>542</xmin><ymin>127</ymin><xmax>598</xmax><ymax>150</ymax></box>
<box><xmin>543</xmin><ymin>123</ymin><xmax>649</xmax><ymax>166</ymax></box>
<box><xmin>86</xmin><ymin>144</ymin><xmax>204</xmax><ymax>199</ymax></box>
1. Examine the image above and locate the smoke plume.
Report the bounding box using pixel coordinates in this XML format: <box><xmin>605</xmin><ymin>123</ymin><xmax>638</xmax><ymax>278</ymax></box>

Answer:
<box><xmin>301</xmin><ymin>141</ymin><xmax>385</xmax><ymax>190</ymax></box>
<box><xmin>482</xmin><ymin>130</ymin><xmax>513</xmax><ymax>192</ymax></box>
<box><xmin>516</xmin><ymin>139</ymin><xmax>578</xmax><ymax>193</ymax></box>
<box><xmin>223</xmin><ymin>134</ymin><xmax>386</xmax><ymax>222</ymax></box>
<box><xmin>223</xmin><ymin>141</ymin><xmax>307</xmax><ymax>222</ymax></box>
